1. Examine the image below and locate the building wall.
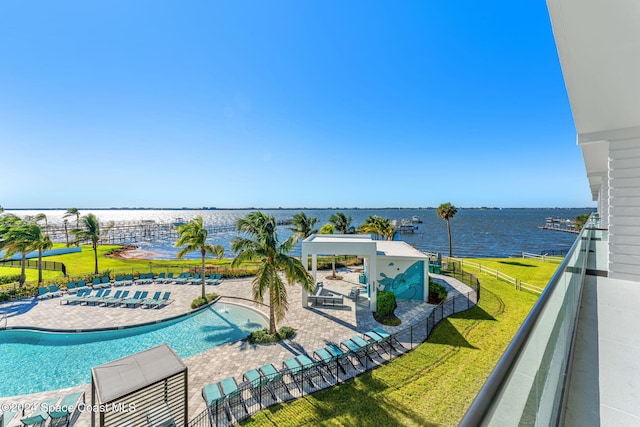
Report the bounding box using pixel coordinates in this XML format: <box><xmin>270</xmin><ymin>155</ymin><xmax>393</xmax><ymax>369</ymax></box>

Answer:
<box><xmin>377</xmin><ymin>258</ymin><xmax>426</xmax><ymax>301</ymax></box>
<box><xmin>608</xmin><ymin>138</ymin><xmax>640</xmax><ymax>281</ymax></box>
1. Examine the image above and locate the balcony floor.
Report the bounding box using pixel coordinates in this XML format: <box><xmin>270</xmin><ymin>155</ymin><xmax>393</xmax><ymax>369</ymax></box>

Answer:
<box><xmin>564</xmin><ymin>241</ymin><xmax>640</xmax><ymax>426</ymax></box>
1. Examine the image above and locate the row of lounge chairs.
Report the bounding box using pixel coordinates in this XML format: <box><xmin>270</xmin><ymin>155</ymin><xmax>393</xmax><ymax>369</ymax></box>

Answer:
<box><xmin>202</xmin><ymin>328</ymin><xmax>405</xmax><ymax>426</ymax></box>
<box><xmin>60</xmin><ymin>289</ymin><xmax>172</xmax><ymax>309</ymax></box>
<box><xmin>4</xmin><ymin>391</ymin><xmax>86</xmax><ymax>427</ymax></box>
<box><xmin>37</xmin><ymin>285</ymin><xmax>63</xmax><ymax>299</ymax></box>
<box><xmin>57</xmin><ymin>273</ymin><xmax>224</xmax><ymax>294</ymax></box>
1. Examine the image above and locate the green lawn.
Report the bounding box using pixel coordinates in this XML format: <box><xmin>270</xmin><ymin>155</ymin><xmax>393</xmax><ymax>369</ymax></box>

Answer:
<box><xmin>242</xmin><ymin>261</ymin><xmax>550</xmax><ymax>426</ymax></box>
<box><xmin>462</xmin><ymin>257</ymin><xmax>560</xmax><ymax>288</ymax></box>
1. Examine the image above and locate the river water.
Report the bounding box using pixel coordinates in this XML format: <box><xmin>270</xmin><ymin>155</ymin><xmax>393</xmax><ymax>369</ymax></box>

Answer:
<box><xmin>6</xmin><ymin>208</ymin><xmax>593</xmax><ymax>259</ymax></box>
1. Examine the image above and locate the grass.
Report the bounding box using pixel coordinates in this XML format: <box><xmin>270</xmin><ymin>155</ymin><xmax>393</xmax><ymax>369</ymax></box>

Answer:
<box><xmin>241</xmin><ymin>260</ymin><xmax>549</xmax><ymax>426</ymax></box>
<box><xmin>463</xmin><ymin>257</ymin><xmax>560</xmax><ymax>288</ymax></box>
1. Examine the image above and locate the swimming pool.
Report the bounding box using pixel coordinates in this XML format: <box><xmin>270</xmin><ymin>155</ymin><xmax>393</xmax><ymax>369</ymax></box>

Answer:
<box><xmin>0</xmin><ymin>303</ymin><xmax>267</xmax><ymax>397</ymax></box>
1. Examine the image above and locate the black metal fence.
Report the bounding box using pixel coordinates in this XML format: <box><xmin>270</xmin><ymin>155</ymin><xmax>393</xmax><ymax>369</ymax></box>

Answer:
<box><xmin>188</xmin><ymin>271</ymin><xmax>480</xmax><ymax>427</ymax></box>
<box><xmin>0</xmin><ymin>259</ymin><xmax>67</xmax><ymax>275</ymax></box>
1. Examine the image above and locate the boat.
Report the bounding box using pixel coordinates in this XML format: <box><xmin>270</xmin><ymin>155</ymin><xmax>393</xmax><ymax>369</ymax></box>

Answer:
<box><xmin>172</xmin><ymin>217</ymin><xmax>186</xmax><ymax>227</ymax></box>
<box><xmin>411</xmin><ymin>216</ymin><xmax>423</xmax><ymax>223</ymax></box>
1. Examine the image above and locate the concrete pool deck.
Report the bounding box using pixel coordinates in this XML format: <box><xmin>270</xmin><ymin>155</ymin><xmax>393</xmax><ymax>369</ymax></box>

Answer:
<box><xmin>0</xmin><ymin>271</ymin><xmax>473</xmax><ymax>426</ymax></box>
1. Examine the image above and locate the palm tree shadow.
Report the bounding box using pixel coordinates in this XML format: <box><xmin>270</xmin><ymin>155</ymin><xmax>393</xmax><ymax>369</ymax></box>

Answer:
<box><xmin>427</xmin><ymin>318</ymin><xmax>477</xmax><ymax>349</ymax></box>
<box><xmin>498</xmin><ymin>261</ymin><xmax>537</xmax><ymax>268</ymax></box>
<box><xmin>449</xmin><ymin>304</ymin><xmax>496</xmax><ymax>321</ymax></box>
<box><xmin>0</xmin><ymin>297</ymin><xmax>38</xmax><ymax>318</ymax></box>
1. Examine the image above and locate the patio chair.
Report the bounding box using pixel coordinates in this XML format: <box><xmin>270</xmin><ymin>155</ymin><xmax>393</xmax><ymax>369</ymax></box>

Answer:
<box><xmin>60</xmin><ymin>288</ymin><xmax>90</xmax><ymax>304</ymax></box>
<box><xmin>104</xmin><ymin>290</ymin><xmax>130</xmax><ymax>306</ymax></box>
<box><xmin>1</xmin><ymin>409</ymin><xmax>18</xmax><ymax>427</ymax></box>
<box><xmin>243</xmin><ymin>368</ymin><xmax>278</xmax><ymax>403</ymax></box>
<box><xmin>76</xmin><ymin>280</ymin><xmax>87</xmax><ymax>290</ymax></box>
<box><xmin>149</xmin><ymin>292</ymin><xmax>172</xmax><ymax>309</ymax></box>
<box><xmin>123</xmin><ymin>274</ymin><xmax>134</xmax><ymax>286</ymax></box>
<box><xmin>37</xmin><ymin>287</ymin><xmax>51</xmax><ymax>299</ymax></box>
<box><xmin>92</xmin><ymin>277</ymin><xmax>101</xmax><ymax>288</ymax></box>
<box><xmin>140</xmin><ymin>292</ymin><xmax>162</xmax><ymax>309</ymax></box>
<box><xmin>188</xmin><ymin>273</ymin><xmax>201</xmax><ymax>285</ymax></box>
<box><xmin>48</xmin><ymin>391</ymin><xmax>84</xmax><ymax>426</ymax></box>
<box><xmin>79</xmin><ymin>289</ymin><xmax>105</xmax><ymax>305</ymax></box>
<box><xmin>20</xmin><ymin>397</ymin><xmax>60</xmax><ymax>426</ymax></box>
<box><xmin>202</xmin><ymin>382</ymin><xmax>226</xmax><ymax>425</ymax></box>
<box><xmin>47</xmin><ymin>285</ymin><xmax>63</xmax><ymax>298</ymax></box>
<box><xmin>100</xmin><ymin>290</ymin><xmax>122</xmax><ymax>306</ymax></box>
<box><xmin>155</xmin><ymin>272</ymin><xmax>166</xmax><ymax>283</ymax></box>
<box><xmin>205</xmin><ymin>274</ymin><xmax>219</xmax><ymax>285</ymax></box>
<box><xmin>66</xmin><ymin>282</ymin><xmax>77</xmax><ymax>294</ymax></box>
<box><xmin>111</xmin><ymin>275</ymin><xmax>125</xmax><ymax>286</ymax></box>
<box><xmin>123</xmin><ymin>291</ymin><xmax>148</xmax><ymax>307</ymax></box>
<box><xmin>219</xmin><ymin>377</ymin><xmax>248</xmax><ymax>422</ymax></box>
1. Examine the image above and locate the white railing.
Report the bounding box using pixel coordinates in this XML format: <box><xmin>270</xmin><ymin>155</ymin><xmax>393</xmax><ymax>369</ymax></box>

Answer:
<box><xmin>521</xmin><ymin>252</ymin><xmax>563</xmax><ymax>263</ymax></box>
<box><xmin>443</xmin><ymin>257</ymin><xmax>545</xmax><ymax>294</ymax></box>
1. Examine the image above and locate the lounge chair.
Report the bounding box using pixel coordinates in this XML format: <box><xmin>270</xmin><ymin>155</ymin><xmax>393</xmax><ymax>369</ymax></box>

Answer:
<box><xmin>83</xmin><ymin>289</ymin><xmax>110</xmax><ymax>305</ymax></box>
<box><xmin>100</xmin><ymin>290</ymin><xmax>122</xmax><ymax>306</ymax></box>
<box><xmin>146</xmin><ymin>402</ymin><xmax>176</xmax><ymax>427</ymax></box>
<box><xmin>92</xmin><ymin>278</ymin><xmax>101</xmax><ymax>288</ymax></box>
<box><xmin>76</xmin><ymin>280</ymin><xmax>87</xmax><ymax>290</ymax></box>
<box><xmin>111</xmin><ymin>275</ymin><xmax>125</xmax><ymax>286</ymax></box>
<box><xmin>101</xmin><ymin>276</ymin><xmax>111</xmax><ymax>287</ymax></box>
<box><xmin>120</xmin><ymin>290</ymin><xmax>141</xmax><ymax>306</ymax></box>
<box><xmin>140</xmin><ymin>291</ymin><xmax>162</xmax><ymax>308</ymax></box>
<box><xmin>123</xmin><ymin>291</ymin><xmax>148</xmax><ymax>307</ymax></box>
<box><xmin>202</xmin><ymin>382</ymin><xmax>226</xmax><ymax>424</ymax></box>
<box><xmin>135</xmin><ymin>273</ymin><xmax>153</xmax><ymax>285</ymax></box>
<box><xmin>155</xmin><ymin>272</ymin><xmax>166</xmax><ymax>283</ymax></box>
<box><xmin>1</xmin><ymin>409</ymin><xmax>18</xmax><ymax>427</ymax></box>
<box><xmin>37</xmin><ymin>287</ymin><xmax>51</xmax><ymax>299</ymax></box>
<box><xmin>104</xmin><ymin>290</ymin><xmax>129</xmax><ymax>306</ymax></box>
<box><xmin>219</xmin><ymin>377</ymin><xmax>248</xmax><ymax>421</ymax></box>
<box><xmin>163</xmin><ymin>272</ymin><xmax>175</xmax><ymax>284</ymax></box>
<box><xmin>149</xmin><ymin>292</ymin><xmax>172</xmax><ymax>309</ymax></box>
<box><xmin>66</xmin><ymin>282</ymin><xmax>77</xmax><ymax>294</ymax></box>
<box><xmin>313</xmin><ymin>346</ymin><xmax>348</xmax><ymax>378</ymax></box>
<box><xmin>205</xmin><ymin>274</ymin><xmax>219</xmax><ymax>285</ymax></box>
<box><xmin>282</xmin><ymin>357</ymin><xmax>316</xmax><ymax>392</ymax></box>
<box><xmin>79</xmin><ymin>289</ymin><xmax>105</xmax><ymax>305</ymax></box>
<box><xmin>188</xmin><ymin>273</ymin><xmax>201</xmax><ymax>285</ymax></box>
<box><xmin>123</xmin><ymin>274</ymin><xmax>134</xmax><ymax>286</ymax></box>
<box><xmin>348</xmin><ymin>286</ymin><xmax>361</xmax><ymax>300</ymax></box>
<box><xmin>61</xmin><ymin>288</ymin><xmax>91</xmax><ymax>305</ymax></box>
<box><xmin>48</xmin><ymin>391</ymin><xmax>84</xmax><ymax>426</ymax></box>
<box><xmin>48</xmin><ymin>285</ymin><xmax>63</xmax><ymax>298</ymax></box>
<box><xmin>20</xmin><ymin>397</ymin><xmax>59</xmax><ymax>426</ymax></box>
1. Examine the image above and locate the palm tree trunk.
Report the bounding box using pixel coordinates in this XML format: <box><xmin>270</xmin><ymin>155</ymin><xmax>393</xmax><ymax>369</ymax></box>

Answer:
<box><xmin>269</xmin><ymin>286</ymin><xmax>277</xmax><ymax>334</ymax></box>
<box><xmin>20</xmin><ymin>252</ymin><xmax>26</xmax><ymax>287</ymax></box>
<box><xmin>93</xmin><ymin>243</ymin><xmax>99</xmax><ymax>274</ymax></box>
<box><xmin>64</xmin><ymin>222</ymin><xmax>69</xmax><ymax>247</ymax></box>
<box><xmin>201</xmin><ymin>251</ymin><xmax>206</xmax><ymax>299</ymax></box>
<box><xmin>332</xmin><ymin>255</ymin><xmax>336</xmax><ymax>277</ymax></box>
<box><xmin>447</xmin><ymin>219</ymin><xmax>453</xmax><ymax>257</ymax></box>
<box><xmin>38</xmin><ymin>248</ymin><xmax>43</xmax><ymax>284</ymax></box>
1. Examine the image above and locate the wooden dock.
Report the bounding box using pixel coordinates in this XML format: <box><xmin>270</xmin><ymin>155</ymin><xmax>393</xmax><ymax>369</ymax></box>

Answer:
<box><xmin>538</xmin><ymin>225</ymin><xmax>579</xmax><ymax>234</ymax></box>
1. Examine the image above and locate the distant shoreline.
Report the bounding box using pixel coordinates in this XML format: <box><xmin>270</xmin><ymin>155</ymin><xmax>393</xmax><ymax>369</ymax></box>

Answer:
<box><xmin>4</xmin><ymin>207</ymin><xmax>596</xmax><ymax>211</ymax></box>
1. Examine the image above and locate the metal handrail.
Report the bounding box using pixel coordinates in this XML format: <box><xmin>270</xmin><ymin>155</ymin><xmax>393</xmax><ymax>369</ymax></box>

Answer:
<box><xmin>459</xmin><ymin>215</ymin><xmax>595</xmax><ymax>426</ymax></box>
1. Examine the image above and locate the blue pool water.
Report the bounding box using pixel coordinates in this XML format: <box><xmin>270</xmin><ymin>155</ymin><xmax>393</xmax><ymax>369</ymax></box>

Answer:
<box><xmin>0</xmin><ymin>303</ymin><xmax>267</xmax><ymax>397</ymax></box>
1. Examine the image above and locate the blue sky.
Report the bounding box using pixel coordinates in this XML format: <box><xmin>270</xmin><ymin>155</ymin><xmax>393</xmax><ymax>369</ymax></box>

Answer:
<box><xmin>0</xmin><ymin>1</ymin><xmax>591</xmax><ymax>209</ymax></box>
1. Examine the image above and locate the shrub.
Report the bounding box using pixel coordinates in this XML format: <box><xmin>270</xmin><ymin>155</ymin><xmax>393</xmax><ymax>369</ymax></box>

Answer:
<box><xmin>247</xmin><ymin>326</ymin><xmax>296</xmax><ymax>344</ymax></box>
<box><xmin>429</xmin><ymin>279</ymin><xmax>448</xmax><ymax>304</ymax></box>
<box><xmin>190</xmin><ymin>293</ymin><xmax>218</xmax><ymax>309</ymax></box>
<box><xmin>376</xmin><ymin>291</ymin><xmax>397</xmax><ymax>318</ymax></box>
<box><xmin>0</xmin><ymin>275</ymin><xmax>20</xmax><ymax>285</ymax></box>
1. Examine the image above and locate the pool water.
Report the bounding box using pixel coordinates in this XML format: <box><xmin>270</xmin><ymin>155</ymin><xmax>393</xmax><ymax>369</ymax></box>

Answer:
<box><xmin>0</xmin><ymin>303</ymin><xmax>267</xmax><ymax>397</ymax></box>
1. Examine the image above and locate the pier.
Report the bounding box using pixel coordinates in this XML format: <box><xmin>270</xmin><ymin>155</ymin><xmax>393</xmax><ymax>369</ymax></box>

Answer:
<box><xmin>538</xmin><ymin>218</ymin><xmax>579</xmax><ymax>234</ymax></box>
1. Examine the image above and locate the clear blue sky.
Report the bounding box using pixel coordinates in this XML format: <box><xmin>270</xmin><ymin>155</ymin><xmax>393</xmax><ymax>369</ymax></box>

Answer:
<box><xmin>0</xmin><ymin>1</ymin><xmax>591</xmax><ymax>209</ymax></box>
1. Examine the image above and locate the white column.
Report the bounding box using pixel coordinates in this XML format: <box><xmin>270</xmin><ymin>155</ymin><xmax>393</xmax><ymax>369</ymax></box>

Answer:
<box><xmin>368</xmin><ymin>255</ymin><xmax>377</xmax><ymax>312</ymax></box>
<box><xmin>301</xmin><ymin>249</ymin><xmax>309</xmax><ymax>307</ymax></box>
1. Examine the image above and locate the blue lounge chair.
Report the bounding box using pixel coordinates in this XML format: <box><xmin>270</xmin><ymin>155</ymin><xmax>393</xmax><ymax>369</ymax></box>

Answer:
<box><xmin>123</xmin><ymin>291</ymin><xmax>148</xmax><ymax>307</ymax></box>
<box><xmin>92</xmin><ymin>277</ymin><xmax>101</xmax><ymax>288</ymax></box>
<box><xmin>101</xmin><ymin>276</ymin><xmax>110</xmax><ymax>287</ymax></box>
<box><xmin>140</xmin><ymin>292</ymin><xmax>162</xmax><ymax>308</ymax></box>
<box><xmin>148</xmin><ymin>292</ymin><xmax>172</xmax><ymax>309</ymax></box>
<box><xmin>84</xmin><ymin>289</ymin><xmax>110</xmax><ymax>305</ymax></box>
<box><xmin>164</xmin><ymin>272</ymin><xmax>175</xmax><ymax>283</ymax></box>
<box><xmin>188</xmin><ymin>273</ymin><xmax>201</xmax><ymax>285</ymax></box>
<box><xmin>100</xmin><ymin>290</ymin><xmax>122</xmax><ymax>306</ymax></box>
<box><xmin>219</xmin><ymin>377</ymin><xmax>247</xmax><ymax>421</ymax></box>
<box><xmin>104</xmin><ymin>290</ymin><xmax>129</xmax><ymax>306</ymax></box>
<box><xmin>205</xmin><ymin>274</ymin><xmax>219</xmax><ymax>285</ymax></box>
<box><xmin>48</xmin><ymin>391</ymin><xmax>84</xmax><ymax>426</ymax></box>
<box><xmin>48</xmin><ymin>285</ymin><xmax>63</xmax><ymax>298</ymax></box>
<box><xmin>77</xmin><ymin>280</ymin><xmax>87</xmax><ymax>290</ymax></box>
<box><xmin>20</xmin><ymin>397</ymin><xmax>59</xmax><ymax>426</ymax></box>
<box><xmin>156</xmin><ymin>272</ymin><xmax>166</xmax><ymax>283</ymax></box>
<box><xmin>61</xmin><ymin>288</ymin><xmax>90</xmax><ymax>305</ymax></box>
<box><xmin>66</xmin><ymin>282</ymin><xmax>77</xmax><ymax>294</ymax></box>
<box><xmin>123</xmin><ymin>274</ymin><xmax>133</xmax><ymax>286</ymax></box>
<box><xmin>111</xmin><ymin>275</ymin><xmax>125</xmax><ymax>286</ymax></box>
<box><xmin>1</xmin><ymin>409</ymin><xmax>18</xmax><ymax>427</ymax></box>
<box><xmin>202</xmin><ymin>382</ymin><xmax>226</xmax><ymax>424</ymax></box>
<box><xmin>37</xmin><ymin>286</ymin><xmax>50</xmax><ymax>299</ymax></box>
<box><xmin>79</xmin><ymin>289</ymin><xmax>105</xmax><ymax>304</ymax></box>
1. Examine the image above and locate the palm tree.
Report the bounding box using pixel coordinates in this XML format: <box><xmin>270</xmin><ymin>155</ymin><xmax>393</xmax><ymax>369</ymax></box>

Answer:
<box><xmin>360</xmin><ymin>215</ymin><xmax>396</xmax><ymax>241</ymax></box>
<box><xmin>175</xmin><ymin>216</ymin><xmax>224</xmax><ymax>299</ymax></box>
<box><xmin>30</xmin><ymin>227</ymin><xmax>53</xmax><ymax>284</ymax></box>
<box><xmin>0</xmin><ymin>220</ymin><xmax>40</xmax><ymax>286</ymax></box>
<box><xmin>288</xmin><ymin>211</ymin><xmax>318</xmax><ymax>244</ymax></box>
<box><xmin>63</xmin><ymin>219</ymin><xmax>70</xmax><ymax>247</ymax></box>
<box><xmin>72</xmin><ymin>213</ymin><xmax>110</xmax><ymax>274</ymax></box>
<box><xmin>318</xmin><ymin>223</ymin><xmax>339</xmax><ymax>278</ymax></box>
<box><xmin>231</xmin><ymin>211</ymin><xmax>313</xmax><ymax>334</ymax></box>
<box><xmin>329</xmin><ymin>212</ymin><xmax>352</xmax><ymax>234</ymax></box>
<box><xmin>64</xmin><ymin>208</ymin><xmax>80</xmax><ymax>245</ymax></box>
<box><xmin>34</xmin><ymin>213</ymin><xmax>48</xmax><ymax>235</ymax></box>
<box><xmin>437</xmin><ymin>202</ymin><xmax>458</xmax><ymax>257</ymax></box>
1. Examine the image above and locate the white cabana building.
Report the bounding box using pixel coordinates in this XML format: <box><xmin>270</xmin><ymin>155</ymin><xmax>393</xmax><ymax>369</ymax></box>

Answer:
<box><xmin>301</xmin><ymin>234</ymin><xmax>430</xmax><ymax>312</ymax></box>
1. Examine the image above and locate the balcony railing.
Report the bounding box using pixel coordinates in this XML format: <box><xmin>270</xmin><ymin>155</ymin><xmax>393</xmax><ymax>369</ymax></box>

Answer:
<box><xmin>459</xmin><ymin>215</ymin><xmax>598</xmax><ymax>426</ymax></box>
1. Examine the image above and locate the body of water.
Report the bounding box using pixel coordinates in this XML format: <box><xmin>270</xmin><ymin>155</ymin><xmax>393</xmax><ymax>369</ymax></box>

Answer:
<box><xmin>6</xmin><ymin>208</ymin><xmax>594</xmax><ymax>259</ymax></box>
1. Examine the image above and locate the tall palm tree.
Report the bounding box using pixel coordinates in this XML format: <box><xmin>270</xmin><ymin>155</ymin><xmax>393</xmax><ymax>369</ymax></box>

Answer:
<box><xmin>288</xmin><ymin>211</ymin><xmax>318</xmax><ymax>244</ymax></box>
<box><xmin>72</xmin><ymin>213</ymin><xmax>110</xmax><ymax>274</ymax></box>
<box><xmin>175</xmin><ymin>216</ymin><xmax>224</xmax><ymax>299</ymax></box>
<box><xmin>231</xmin><ymin>211</ymin><xmax>313</xmax><ymax>334</ymax></box>
<box><xmin>64</xmin><ymin>208</ymin><xmax>80</xmax><ymax>245</ymax></box>
<box><xmin>63</xmin><ymin>219</ymin><xmax>70</xmax><ymax>247</ymax></box>
<box><xmin>437</xmin><ymin>202</ymin><xmax>458</xmax><ymax>257</ymax></box>
<box><xmin>34</xmin><ymin>213</ymin><xmax>48</xmax><ymax>235</ymax></box>
<box><xmin>329</xmin><ymin>212</ymin><xmax>352</xmax><ymax>234</ymax></box>
<box><xmin>318</xmin><ymin>223</ymin><xmax>339</xmax><ymax>277</ymax></box>
<box><xmin>0</xmin><ymin>220</ymin><xmax>40</xmax><ymax>286</ymax></box>
<box><xmin>30</xmin><ymin>227</ymin><xmax>53</xmax><ymax>284</ymax></box>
